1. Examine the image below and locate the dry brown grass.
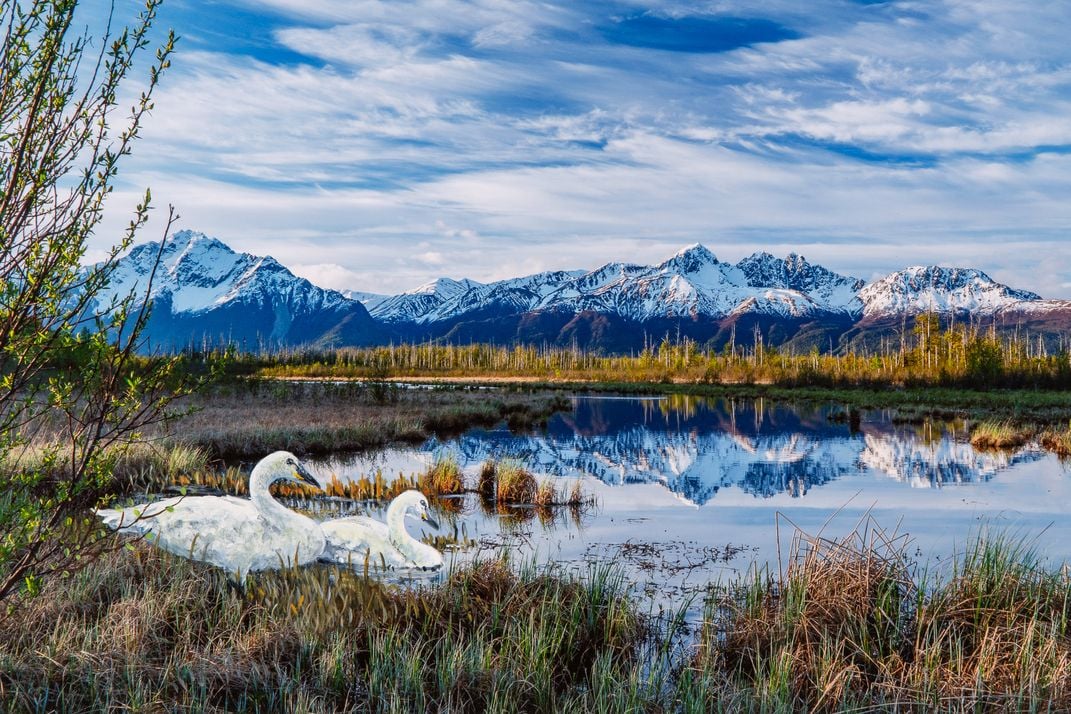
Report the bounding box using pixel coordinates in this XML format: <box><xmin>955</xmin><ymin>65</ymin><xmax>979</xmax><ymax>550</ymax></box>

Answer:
<box><xmin>160</xmin><ymin>381</ymin><xmax>568</xmax><ymax>459</ymax></box>
<box><xmin>693</xmin><ymin>520</ymin><xmax>1071</xmax><ymax>711</ymax></box>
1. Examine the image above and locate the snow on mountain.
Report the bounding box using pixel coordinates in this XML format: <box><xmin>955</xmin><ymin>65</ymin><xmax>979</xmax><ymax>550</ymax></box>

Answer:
<box><xmin>341</xmin><ymin>290</ymin><xmax>389</xmax><ymax>310</ymax></box>
<box><xmin>369</xmin><ymin>277</ymin><xmax>485</xmax><ymax>324</ymax></box>
<box><xmin>737</xmin><ymin>251</ymin><xmax>864</xmax><ymax>314</ymax></box>
<box><xmin>101</xmin><ymin>230</ymin><xmax>381</xmax><ymax>349</ymax></box>
<box><xmin>370</xmin><ymin>244</ymin><xmax>868</xmax><ymax>325</ymax></box>
<box><xmin>858</xmin><ymin>266</ymin><xmax>1040</xmax><ymax>318</ymax></box>
<box><xmin>104</xmin><ymin>232</ymin><xmax>1051</xmax><ymax>352</ymax></box>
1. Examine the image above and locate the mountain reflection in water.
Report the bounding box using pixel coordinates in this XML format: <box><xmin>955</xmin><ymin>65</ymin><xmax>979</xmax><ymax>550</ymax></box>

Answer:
<box><xmin>310</xmin><ymin>394</ymin><xmax>1070</xmax><ymax>617</ymax></box>
<box><xmin>359</xmin><ymin>395</ymin><xmax>1040</xmax><ymax>505</ymax></box>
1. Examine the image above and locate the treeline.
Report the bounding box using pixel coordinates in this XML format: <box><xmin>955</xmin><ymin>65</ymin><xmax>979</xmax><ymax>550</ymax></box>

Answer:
<box><xmin>201</xmin><ymin>316</ymin><xmax>1071</xmax><ymax>390</ymax></box>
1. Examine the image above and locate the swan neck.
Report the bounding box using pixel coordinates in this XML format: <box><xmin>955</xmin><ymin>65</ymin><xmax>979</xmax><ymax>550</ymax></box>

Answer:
<box><xmin>249</xmin><ymin>467</ymin><xmax>289</xmax><ymax>521</ymax></box>
<box><xmin>387</xmin><ymin>499</ymin><xmax>421</xmax><ymax>553</ymax></box>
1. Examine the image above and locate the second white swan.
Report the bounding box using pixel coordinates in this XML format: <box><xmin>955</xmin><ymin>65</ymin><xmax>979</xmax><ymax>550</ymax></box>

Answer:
<box><xmin>320</xmin><ymin>490</ymin><xmax>443</xmax><ymax>570</ymax></box>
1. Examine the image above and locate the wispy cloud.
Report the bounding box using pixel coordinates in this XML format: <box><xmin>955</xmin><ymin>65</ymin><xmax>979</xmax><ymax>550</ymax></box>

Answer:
<box><xmin>94</xmin><ymin>0</ymin><xmax>1071</xmax><ymax>297</ymax></box>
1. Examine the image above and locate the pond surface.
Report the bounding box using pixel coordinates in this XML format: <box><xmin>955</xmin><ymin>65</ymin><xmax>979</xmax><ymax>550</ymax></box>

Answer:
<box><xmin>307</xmin><ymin>394</ymin><xmax>1071</xmax><ymax>618</ymax></box>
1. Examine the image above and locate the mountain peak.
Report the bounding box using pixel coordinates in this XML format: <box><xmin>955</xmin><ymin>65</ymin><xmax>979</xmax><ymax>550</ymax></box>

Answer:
<box><xmin>100</xmin><ymin>230</ymin><xmax>381</xmax><ymax>349</ymax></box>
<box><xmin>167</xmin><ymin>229</ymin><xmax>229</xmax><ymax>253</ymax></box>
<box><xmin>859</xmin><ymin>265</ymin><xmax>1040</xmax><ymax>316</ymax></box>
<box><xmin>660</xmin><ymin>243</ymin><xmax>719</xmax><ymax>274</ymax></box>
<box><xmin>673</xmin><ymin>243</ymin><xmax>717</xmax><ymax>260</ymax></box>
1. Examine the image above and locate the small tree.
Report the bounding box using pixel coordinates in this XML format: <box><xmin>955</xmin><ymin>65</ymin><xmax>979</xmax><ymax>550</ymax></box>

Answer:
<box><xmin>0</xmin><ymin>0</ymin><xmax>187</xmax><ymax>604</ymax></box>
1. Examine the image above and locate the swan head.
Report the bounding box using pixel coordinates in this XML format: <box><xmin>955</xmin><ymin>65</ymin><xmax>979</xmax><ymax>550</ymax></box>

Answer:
<box><xmin>396</xmin><ymin>490</ymin><xmax>440</xmax><ymax>530</ymax></box>
<box><xmin>257</xmin><ymin>450</ymin><xmax>321</xmax><ymax>490</ymax></box>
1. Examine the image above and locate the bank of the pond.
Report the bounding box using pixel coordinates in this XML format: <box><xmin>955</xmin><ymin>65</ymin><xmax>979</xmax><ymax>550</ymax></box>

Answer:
<box><xmin>387</xmin><ymin>378</ymin><xmax>1071</xmax><ymax>423</ymax></box>
<box><xmin>7</xmin><ymin>529</ymin><xmax>1071</xmax><ymax>712</ymax></box>
<box><xmin>161</xmin><ymin>381</ymin><xmax>570</xmax><ymax>460</ymax></box>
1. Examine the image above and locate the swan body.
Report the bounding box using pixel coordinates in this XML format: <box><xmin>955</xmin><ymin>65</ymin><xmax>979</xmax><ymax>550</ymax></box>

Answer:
<box><xmin>98</xmin><ymin>451</ymin><xmax>326</xmax><ymax>578</ymax></box>
<box><xmin>321</xmin><ymin>490</ymin><xmax>443</xmax><ymax>570</ymax></box>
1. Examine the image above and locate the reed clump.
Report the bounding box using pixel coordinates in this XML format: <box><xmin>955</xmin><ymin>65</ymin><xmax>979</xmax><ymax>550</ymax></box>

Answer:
<box><xmin>970</xmin><ymin>419</ymin><xmax>1033</xmax><ymax>450</ymax></box>
<box><xmin>495</xmin><ymin>461</ymin><xmax>536</xmax><ymax>504</ymax></box>
<box><xmin>687</xmin><ymin>523</ymin><xmax>1071</xmax><ymax>711</ymax></box>
<box><xmin>534</xmin><ymin>479</ymin><xmax>557</xmax><ymax>508</ymax></box>
<box><xmin>1040</xmin><ymin>422</ymin><xmax>1071</xmax><ymax>457</ymax></box>
<box><xmin>418</xmin><ymin>454</ymin><xmax>466</xmax><ymax>495</ymax></box>
<box><xmin>477</xmin><ymin>459</ymin><xmax>497</xmax><ymax>501</ymax></box>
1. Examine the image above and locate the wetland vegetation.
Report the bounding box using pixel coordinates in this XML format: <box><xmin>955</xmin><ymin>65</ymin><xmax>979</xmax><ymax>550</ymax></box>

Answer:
<box><xmin>5</xmin><ymin>524</ymin><xmax>1071</xmax><ymax>712</ymax></box>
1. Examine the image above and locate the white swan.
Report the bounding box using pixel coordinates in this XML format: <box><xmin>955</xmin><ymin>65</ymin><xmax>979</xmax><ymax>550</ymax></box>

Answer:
<box><xmin>320</xmin><ymin>490</ymin><xmax>444</xmax><ymax>570</ymax></box>
<box><xmin>98</xmin><ymin>450</ymin><xmax>326</xmax><ymax>579</ymax></box>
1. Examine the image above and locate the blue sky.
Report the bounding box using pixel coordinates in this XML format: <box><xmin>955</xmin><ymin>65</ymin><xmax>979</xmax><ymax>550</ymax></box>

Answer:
<box><xmin>94</xmin><ymin>0</ymin><xmax>1071</xmax><ymax>296</ymax></box>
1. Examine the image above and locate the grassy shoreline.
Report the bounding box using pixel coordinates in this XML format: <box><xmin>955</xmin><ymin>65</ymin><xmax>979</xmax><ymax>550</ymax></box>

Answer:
<box><xmin>7</xmin><ymin>527</ymin><xmax>1071</xmax><ymax>711</ymax></box>
<box><xmin>264</xmin><ymin>374</ymin><xmax>1071</xmax><ymax>423</ymax></box>
<box><xmin>156</xmin><ymin>381</ymin><xmax>570</xmax><ymax>461</ymax></box>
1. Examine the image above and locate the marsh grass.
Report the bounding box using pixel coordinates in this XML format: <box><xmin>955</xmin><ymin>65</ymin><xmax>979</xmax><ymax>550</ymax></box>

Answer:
<box><xmin>135</xmin><ymin>453</ymin><xmax>591</xmax><ymax>520</ymax></box>
<box><xmin>418</xmin><ymin>454</ymin><xmax>466</xmax><ymax>495</ymax></box>
<box><xmin>2</xmin><ymin>441</ymin><xmax>212</xmax><ymax>493</ymax></box>
<box><xmin>1040</xmin><ymin>423</ymin><xmax>1071</xmax><ymax>457</ymax></box>
<box><xmin>6</xmin><ymin>518</ymin><xmax>1070</xmax><ymax>711</ymax></box>
<box><xmin>687</xmin><ymin>521</ymin><xmax>1071</xmax><ymax>711</ymax></box>
<box><xmin>495</xmin><ymin>461</ymin><xmax>536</xmax><ymax>505</ymax></box>
<box><xmin>534</xmin><ymin>479</ymin><xmax>557</xmax><ymax>508</ymax></box>
<box><xmin>970</xmin><ymin>420</ymin><xmax>1034</xmax><ymax>450</ymax></box>
<box><xmin>166</xmin><ymin>381</ymin><xmax>569</xmax><ymax>460</ymax></box>
<box><xmin>0</xmin><ymin>546</ymin><xmax>646</xmax><ymax>712</ymax></box>
<box><xmin>477</xmin><ymin>459</ymin><xmax>497</xmax><ymax>501</ymax></box>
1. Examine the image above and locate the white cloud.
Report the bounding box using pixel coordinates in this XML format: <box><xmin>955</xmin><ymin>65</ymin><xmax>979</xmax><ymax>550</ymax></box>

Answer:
<box><xmin>93</xmin><ymin>0</ymin><xmax>1071</xmax><ymax>298</ymax></box>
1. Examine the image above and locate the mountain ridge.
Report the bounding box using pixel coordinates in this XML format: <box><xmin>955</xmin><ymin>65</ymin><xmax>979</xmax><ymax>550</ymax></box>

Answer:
<box><xmin>100</xmin><ymin>230</ymin><xmax>1065</xmax><ymax>352</ymax></box>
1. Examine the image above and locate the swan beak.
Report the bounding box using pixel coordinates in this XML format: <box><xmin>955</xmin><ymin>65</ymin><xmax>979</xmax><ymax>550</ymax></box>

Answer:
<box><xmin>421</xmin><ymin>511</ymin><xmax>440</xmax><ymax>530</ymax></box>
<box><xmin>294</xmin><ymin>462</ymin><xmax>321</xmax><ymax>490</ymax></box>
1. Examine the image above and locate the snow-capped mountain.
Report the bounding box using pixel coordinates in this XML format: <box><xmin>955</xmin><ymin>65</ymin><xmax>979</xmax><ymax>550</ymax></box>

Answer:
<box><xmin>363</xmin><ymin>244</ymin><xmax>1051</xmax><ymax>350</ymax></box>
<box><xmin>102</xmin><ymin>231</ymin><xmax>1054</xmax><ymax>353</ymax></box>
<box><xmin>858</xmin><ymin>266</ymin><xmax>1041</xmax><ymax>318</ymax></box>
<box><xmin>371</xmin><ymin>245</ymin><xmax>864</xmax><ymax>325</ymax></box>
<box><xmin>100</xmin><ymin>230</ymin><xmax>382</xmax><ymax>350</ymax></box>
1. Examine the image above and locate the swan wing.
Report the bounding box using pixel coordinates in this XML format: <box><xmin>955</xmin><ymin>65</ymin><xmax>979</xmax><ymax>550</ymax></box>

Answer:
<box><xmin>101</xmin><ymin>492</ymin><xmax>325</xmax><ymax>576</ymax></box>
<box><xmin>321</xmin><ymin>515</ymin><xmax>388</xmax><ymax>551</ymax></box>
<box><xmin>320</xmin><ymin>515</ymin><xmax>409</xmax><ymax>567</ymax></box>
<box><xmin>98</xmin><ymin>496</ymin><xmax>238</xmax><ymax>533</ymax></box>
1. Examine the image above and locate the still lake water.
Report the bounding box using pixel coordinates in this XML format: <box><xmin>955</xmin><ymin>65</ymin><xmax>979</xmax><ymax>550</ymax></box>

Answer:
<box><xmin>307</xmin><ymin>394</ymin><xmax>1071</xmax><ymax>616</ymax></box>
